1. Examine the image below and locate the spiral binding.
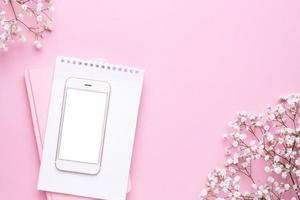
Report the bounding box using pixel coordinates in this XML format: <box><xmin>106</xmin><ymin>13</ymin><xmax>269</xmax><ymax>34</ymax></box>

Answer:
<box><xmin>59</xmin><ymin>57</ymin><xmax>140</xmax><ymax>74</ymax></box>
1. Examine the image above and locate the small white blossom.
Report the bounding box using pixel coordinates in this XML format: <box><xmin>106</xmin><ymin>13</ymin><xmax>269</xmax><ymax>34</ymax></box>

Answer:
<box><xmin>274</xmin><ymin>166</ymin><xmax>282</xmax><ymax>174</ymax></box>
<box><xmin>21</xmin><ymin>4</ymin><xmax>27</xmax><ymax>10</ymax></box>
<box><xmin>232</xmin><ymin>140</ymin><xmax>238</xmax><ymax>147</ymax></box>
<box><xmin>264</xmin><ymin>166</ymin><xmax>271</xmax><ymax>173</ymax></box>
<box><xmin>296</xmin><ymin>158</ymin><xmax>300</xmax><ymax>165</ymax></box>
<box><xmin>267</xmin><ymin>177</ymin><xmax>274</xmax><ymax>183</ymax></box>
<box><xmin>36</xmin><ymin>15</ymin><xmax>43</xmax><ymax>22</ymax></box>
<box><xmin>34</xmin><ymin>39</ymin><xmax>42</xmax><ymax>49</ymax></box>
<box><xmin>223</xmin><ymin>133</ymin><xmax>228</xmax><ymax>140</ymax></box>
<box><xmin>284</xmin><ymin>184</ymin><xmax>290</xmax><ymax>190</ymax></box>
<box><xmin>282</xmin><ymin>171</ymin><xmax>288</xmax><ymax>179</ymax></box>
<box><xmin>19</xmin><ymin>35</ymin><xmax>26</xmax><ymax>43</ymax></box>
<box><xmin>274</xmin><ymin>155</ymin><xmax>280</xmax><ymax>163</ymax></box>
<box><xmin>267</xmin><ymin>133</ymin><xmax>274</xmax><ymax>141</ymax></box>
<box><xmin>200</xmin><ymin>189</ymin><xmax>208</xmax><ymax>197</ymax></box>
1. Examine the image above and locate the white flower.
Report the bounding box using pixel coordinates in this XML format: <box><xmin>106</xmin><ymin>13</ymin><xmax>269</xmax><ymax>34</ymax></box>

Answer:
<box><xmin>232</xmin><ymin>140</ymin><xmax>238</xmax><ymax>147</ymax></box>
<box><xmin>234</xmin><ymin>184</ymin><xmax>240</xmax><ymax>190</ymax></box>
<box><xmin>268</xmin><ymin>113</ymin><xmax>275</xmax><ymax>120</ymax></box>
<box><xmin>284</xmin><ymin>184</ymin><xmax>290</xmax><ymax>190</ymax></box>
<box><xmin>228</xmin><ymin>167</ymin><xmax>236</xmax><ymax>174</ymax></box>
<box><xmin>19</xmin><ymin>35</ymin><xmax>26</xmax><ymax>43</ymax></box>
<box><xmin>278</xmin><ymin>105</ymin><xmax>285</xmax><ymax>114</ymax></box>
<box><xmin>3</xmin><ymin>22</ymin><xmax>10</xmax><ymax>30</ymax></box>
<box><xmin>233</xmin><ymin>176</ymin><xmax>240</xmax><ymax>182</ymax></box>
<box><xmin>266</xmin><ymin>133</ymin><xmax>274</xmax><ymax>141</ymax></box>
<box><xmin>21</xmin><ymin>4</ymin><xmax>28</xmax><ymax>10</ymax></box>
<box><xmin>219</xmin><ymin>168</ymin><xmax>226</xmax><ymax>176</ymax></box>
<box><xmin>282</xmin><ymin>171</ymin><xmax>288</xmax><ymax>179</ymax></box>
<box><xmin>0</xmin><ymin>42</ymin><xmax>5</xmax><ymax>49</ymax></box>
<box><xmin>199</xmin><ymin>189</ymin><xmax>208</xmax><ymax>197</ymax></box>
<box><xmin>274</xmin><ymin>155</ymin><xmax>280</xmax><ymax>163</ymax></box>
<box><xmin>286</xmin><ymin>135</ymin><xmax>295</xmax><ymax>146</ymax></box>
<box><xmin>274</xmin><ymin>165</ymin><xmax>282</xmax><ymax>174</ymax></box>
<box><xmin>37</xmin><ymin>2</ymin><xmax>43</xmax><ymax>9</ymax></box>
<box><xmin>224</xmin><ymin>148</ymin><xmax>230</xmax><ymax>155</ymax></box>
<box><xmin>49</xmin><ymin>5</ymin><xmax>54</xmax><ymax>11</ymax></box>
<box><xmin>239</xmin><ymin>134</ymin><xmax>247</xmax><ymax>140</ymax></box>
<box><xmin>295</xmin><ymin>158</ymin><xmax>300</xmax><ymax>165</ymax></box>
<box><xmin>249</xmin><ymin>114</ymin><xmax>256</xmax><ymax>120</ymax></box>
<box><xmin>256</xmin><ymin>121</ymin><xmax>263</xmax><ymax>127</ymax></box>
<box><xmin>293</xmin><ymin>184</ymin><xmax>298</xmax><ymax>190</ymax></box>
<box><xmin>223</xmin><ymin>133</ymin><xmax>228</xmax><ymax>139</ymax></box>
<box><xmin>34</xmin><ymin>40</ymin><xmax>42</xmax><ymax>49</ymax></box>
<box><xmin>264</xmin><ymin>166</ymin><xmax>271</xmax><ymax>173</ymax></box>
<box><xmin>267</xmin><ymin>176</ymin><xmax>274</xmax><ymax>183</ymax></box>
<box><xmin>242</xmin><ymin>162</ymin><xmax>248</xmax><ymax>168</ymax></box>
<box><xmin>264</xmin><ymin>155</ymin><xmax>270</xmax><ymax>161</ymax></box>
<box><xmin>36</xmin><ymin>15</ymin><xmax>43</xmax><ymax>22</ymax></box>
<box><xmin>278</xmin><ymin>137</ymin><xmax>284</xmax><ymax>144</ymax></box>
<box><xmin>264</xmin><ymin>125</ymin><xmax>270</xmax><ymax>131</ymax></box>
<box><xmin>17</xmin><ymin>13</ymin><xmax>24</xmax><ymax>19</ymax></box>
<box><xmin>233</xmin><ymin>191</ymin><xmax>240</xmax><ymax>198</ymax></box>
<box><xmin>226</xmin><ymin>158</ymin><xmax>232</xmax><ymax>165</ymax></box>
<box><xmin>249</xmin><ymin>140</ymin><xmax>256</xmax><ymax>146</ymax></box>
<box><xmin>232</xmin><ymin>155</ymin><xmax>239</xmax><ymax>164</ymax></box>
<box><xmin>295</xmin><ymin>170</ymin><xmax>300</xmax><ymax>177</ymax></box>
<box><xmin>296</xmin><ymin>137</ymin><xmax>300</xmax><ymax>144</ymax></box>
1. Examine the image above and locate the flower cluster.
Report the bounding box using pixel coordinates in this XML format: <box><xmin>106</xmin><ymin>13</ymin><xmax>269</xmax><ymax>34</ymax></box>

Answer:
<box><xmin>0</xmin><ymin>0</ymin><xmax>53</xmax><ymax>51</ymax></box>
<box><xmin>200</xmin><ymin>94</ymin><xmax>300</xmax><ymax>200</ymax></box>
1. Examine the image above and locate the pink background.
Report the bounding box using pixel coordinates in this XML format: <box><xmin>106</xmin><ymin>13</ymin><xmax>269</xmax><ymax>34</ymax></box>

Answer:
<box><xmin>1</xmin><ymin>0</ymin><xmax>300</xmax><ymax>199</ymax></box>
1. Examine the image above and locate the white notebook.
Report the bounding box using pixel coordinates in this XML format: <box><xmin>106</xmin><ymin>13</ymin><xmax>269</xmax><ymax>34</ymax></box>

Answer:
<box><xmin>38</xmin><ymin>56</ymin><xmax>144</xmax><ymax>200</ymax></box>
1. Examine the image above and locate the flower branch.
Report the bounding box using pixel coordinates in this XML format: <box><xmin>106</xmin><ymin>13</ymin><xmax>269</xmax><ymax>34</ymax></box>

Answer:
<box><xmin>200</xmin><ymin>94</ymin><xmax>300</xmax><ymax>200</ymax></box>
<box><xmin>0</xmin><ymin>0</ymin><xmax>53</xmax><ymax>51</ymax></box>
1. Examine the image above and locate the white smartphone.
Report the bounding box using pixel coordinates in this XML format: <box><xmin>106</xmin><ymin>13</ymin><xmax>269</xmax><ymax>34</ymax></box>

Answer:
<box><xmin>55</xmin><ymin>77</ymin><xmax>110</xmax><ymax>175</ymax></box>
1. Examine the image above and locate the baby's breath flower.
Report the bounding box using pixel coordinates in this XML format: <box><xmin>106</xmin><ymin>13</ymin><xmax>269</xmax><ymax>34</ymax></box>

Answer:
<box><xmin>0</xmin><ymin>0</ymin><xmax>53</xmax><ymax>51</ymax></box>
<box><xmin>200</xmin><ymin>94</ymin><xmax>300</xmax><ymax>200</ymax></box>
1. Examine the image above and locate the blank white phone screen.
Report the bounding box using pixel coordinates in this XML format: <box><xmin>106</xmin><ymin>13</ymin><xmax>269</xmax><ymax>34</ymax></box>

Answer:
<box><xmin>58</xmin><ymin>88</ymin><xmax>107</xmax><ymax>164</ymax></box>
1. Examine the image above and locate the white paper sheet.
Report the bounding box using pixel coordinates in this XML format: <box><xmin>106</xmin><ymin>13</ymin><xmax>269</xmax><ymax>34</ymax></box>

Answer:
<box><xmin>38</xmin><ymin>56</ymin><xmax>144</xmax><ymax>200</ymax></box>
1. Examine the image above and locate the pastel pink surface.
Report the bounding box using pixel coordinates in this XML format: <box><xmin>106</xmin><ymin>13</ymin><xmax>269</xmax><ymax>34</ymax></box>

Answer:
<box><xmin>1</xmin><ymin>0</ymin><xmax>300</xmax><ymax>200</ymax></box>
